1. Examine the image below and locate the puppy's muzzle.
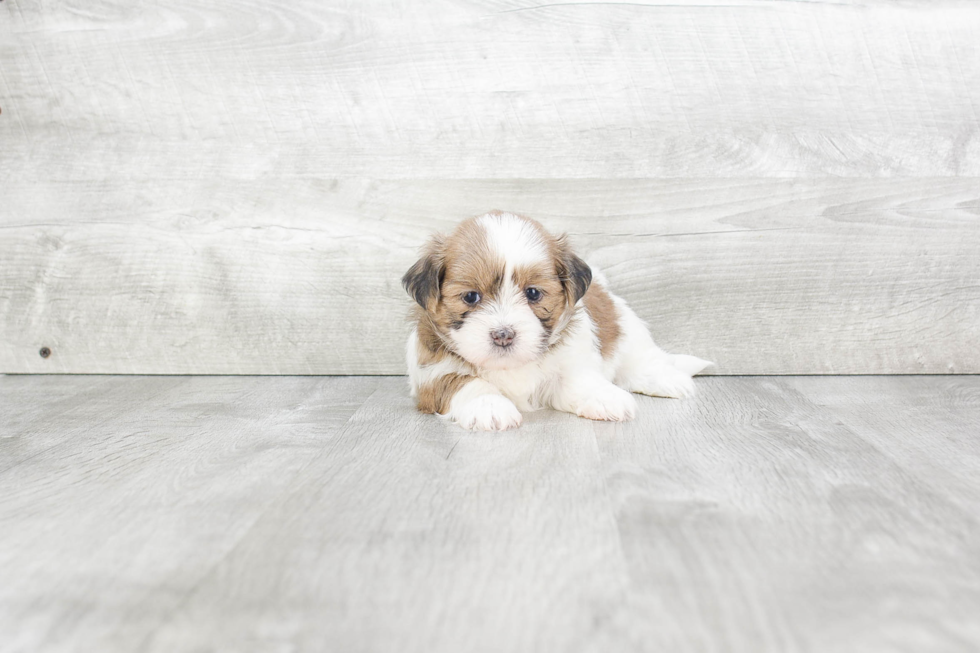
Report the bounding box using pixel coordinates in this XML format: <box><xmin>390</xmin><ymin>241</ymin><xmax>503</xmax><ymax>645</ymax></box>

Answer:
<box><xmin>491</xmin><ymin>327</ymin><xmax>515</xmax><ymax>348</ymax></box>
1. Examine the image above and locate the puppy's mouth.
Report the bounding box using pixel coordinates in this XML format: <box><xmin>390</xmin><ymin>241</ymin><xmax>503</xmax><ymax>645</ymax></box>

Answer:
<box><xmin>473</xmin><ymin>334</ymin><xmax>547</xmax><ymax>370</ymax></box>
<box><xmin>480</xmin><ymin>352</ymin><xmax>527</xmax><ymax>370</ymax></box>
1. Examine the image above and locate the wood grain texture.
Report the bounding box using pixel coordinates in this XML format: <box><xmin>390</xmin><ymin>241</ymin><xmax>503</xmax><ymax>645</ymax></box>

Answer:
<box><xmin>2</xmin><ymin>374</ymin><xmax>979</xmax><ymax>652</ymax></box>
<box><xmin>1</xmin><ymin>0</ymin><xmax>979</xmax><ymax>179</ymax></box>
<box><xmin>2</xmin><ymin>0</ymin><xmax>979</xmax><ymax>374</ymax></box>
<box><xmin>596</xmin><ymin>376</ymin><xmax>980</xmax><ymax>652</ymax></box>
<box><xmin>0</xmin><ymin>375</ymin><xmax>381</xmax><ymax>653</ymax></box>
<box><xmin>2</xmin><ymin>178</ymin><xmax>978</xmax><ymax>374</ymax></box>
<box><xmin>783</xmin><ymin>376</ymin><xmax>980</xmax><ymax>515</ymax></box>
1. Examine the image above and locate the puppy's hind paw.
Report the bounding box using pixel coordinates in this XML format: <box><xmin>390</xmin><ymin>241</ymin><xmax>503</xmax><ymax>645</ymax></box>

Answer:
<box><xmin>453</xmin><ymin>394</ymin><xmax>523</xmax><ymax>431</ymax></box>
<box><xmin>628</xmin><ymin>365</ymin><xmax>697</xmax><ymax>399</ymax></box>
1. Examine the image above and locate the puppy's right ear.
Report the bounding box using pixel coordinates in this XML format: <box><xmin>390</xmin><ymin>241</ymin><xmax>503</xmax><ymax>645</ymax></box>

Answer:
<box><xmin>402</xmin><ymin>237</ymin><xmax>446</xmax><ymax>310</ymax></box>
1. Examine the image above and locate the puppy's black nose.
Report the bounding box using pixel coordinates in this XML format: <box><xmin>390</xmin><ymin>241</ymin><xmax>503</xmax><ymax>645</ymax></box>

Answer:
<box><xmin>491</xmin><ymin>327</ymin><xmax>515</xmax><ymax>348</ymax></box>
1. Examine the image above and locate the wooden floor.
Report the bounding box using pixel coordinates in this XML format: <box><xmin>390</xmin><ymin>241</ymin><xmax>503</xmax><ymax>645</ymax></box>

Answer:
<box><xmin>2</xmin><ymin>375</ymin><xmax>979</xmax><ymax>653</ymax></box>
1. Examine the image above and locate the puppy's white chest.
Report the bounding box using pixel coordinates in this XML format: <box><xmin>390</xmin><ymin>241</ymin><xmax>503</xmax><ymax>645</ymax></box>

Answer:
<box><xmin>480</xmin><ymin>365</ymin><xmax>552</xmax><ymax>412</ymax></box>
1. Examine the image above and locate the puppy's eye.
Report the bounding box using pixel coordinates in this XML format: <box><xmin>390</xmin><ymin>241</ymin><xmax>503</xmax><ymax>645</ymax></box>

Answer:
<box><xmin>525</xmin><ymin>287</ymin><xmax>542</xmax><ymax>303</ymax></box>
<box><xmin>462</xmin><ymin>291</ymin><xmax>481</xmax><ymax>305</ymax></box>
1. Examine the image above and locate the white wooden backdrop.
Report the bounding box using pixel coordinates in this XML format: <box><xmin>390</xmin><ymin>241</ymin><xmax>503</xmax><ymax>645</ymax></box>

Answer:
<box><xmin>1</xmin><ymin>0</ymin><xmax>978</xmax><ymax>374</ymax></box>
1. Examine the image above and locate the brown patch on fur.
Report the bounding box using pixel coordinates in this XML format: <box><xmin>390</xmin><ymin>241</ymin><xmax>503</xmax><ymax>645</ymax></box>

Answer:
<box><xmin>513</xmin><ymin>262</ymin><xmax>568</xmax><ymax>336</ymax></box>
<box><xmin>416</xmin><ymin>372</ymin><xmax>474</xmax><ymax>414</ymax></box>
<box><xmin>404</xmin><ymin>211</ymin><xmax>594</xmax><ymax>379</ymax></box>
<box><xmin>414</xmin><ymin>309</ymin><xmax>449</xmax><ymax>366</ymax></box>
<box><xmin>412</xmin><ymin>314</ymin><xmax>475</xmax><ymax>413</ymax></box>
<box><xmin>583</xmin><ymin>284</ymin><xmax>621</xmax><ymax>359</ymax></box>
<box><xmin>427</xmin><ymin>217</ymin><xmax>505</xmax><ymax>336</ymax></box>
<box><xmin>481</xmin><ymin>211</ymin><xmax>590</xmax><ymax>339</ymax></box>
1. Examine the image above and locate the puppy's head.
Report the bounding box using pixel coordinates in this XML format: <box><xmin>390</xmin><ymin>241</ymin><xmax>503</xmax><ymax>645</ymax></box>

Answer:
<box><xmin>403</xmin><ymin>211</ymin><xmax>591</xmax><ymax>370</ymax></box>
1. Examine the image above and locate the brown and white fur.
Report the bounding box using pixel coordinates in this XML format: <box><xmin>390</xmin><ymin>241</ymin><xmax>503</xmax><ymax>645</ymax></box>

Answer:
<box><xmin>402</xmin><ymin>211</ymin><xmax>712</xmax><ymax>431</ymax></box>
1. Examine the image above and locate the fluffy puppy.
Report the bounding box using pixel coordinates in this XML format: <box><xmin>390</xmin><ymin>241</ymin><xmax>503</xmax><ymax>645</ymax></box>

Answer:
<box><xmin>402</xmin><ymin>211</ymin><xmax>712</xmax><ymax>430</ymax></box>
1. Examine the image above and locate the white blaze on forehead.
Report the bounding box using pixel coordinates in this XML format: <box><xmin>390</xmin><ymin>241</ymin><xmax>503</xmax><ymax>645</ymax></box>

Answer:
<box><xmin>477</xmin><ymin>213</ymin><xmax>549</xmax><ymax>272</ymax></box>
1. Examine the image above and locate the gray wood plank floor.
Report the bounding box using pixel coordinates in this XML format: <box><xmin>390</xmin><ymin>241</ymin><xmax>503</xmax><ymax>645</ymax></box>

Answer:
<box><xmin>1</xmin><ymin>375</ymin><xmax>979</xmax><ymax>653</ymax></box>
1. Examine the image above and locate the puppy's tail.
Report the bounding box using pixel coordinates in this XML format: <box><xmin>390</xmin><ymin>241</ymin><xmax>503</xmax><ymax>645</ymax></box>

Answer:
<box><xmin>671</xmin><ymin>354</ymin><xmax>714</xmax><ymax>376</ymax></box>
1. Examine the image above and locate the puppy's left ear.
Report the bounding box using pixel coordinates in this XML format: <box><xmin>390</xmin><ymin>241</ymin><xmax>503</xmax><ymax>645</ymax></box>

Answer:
<box><xmin>402</xmin><ymin>236</ymin><xmax>446</xmax><ymax>310</ymax></box>
<box><xmin>556</xmin><ymin>235</ymin><xmax>592</xmax><ymax>305</ymax></box>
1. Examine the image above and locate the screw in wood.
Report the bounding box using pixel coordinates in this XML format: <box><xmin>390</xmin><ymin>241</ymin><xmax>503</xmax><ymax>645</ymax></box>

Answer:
<box><xmin>39</xmin><ymin>347</ymin><xmax>51</xmax><ymax>359</ymax></box>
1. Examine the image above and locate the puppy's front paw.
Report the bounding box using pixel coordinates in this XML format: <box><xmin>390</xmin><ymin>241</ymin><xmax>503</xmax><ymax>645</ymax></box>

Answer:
<box><xmin>454</xmin><ymin>394</ymin><xmax>523</xmax><ymax>431</ymax></box>
<box><xmin>629</xmin><ymin>365</ymin><xmax>697</xmax><ymax>399</ymax></box>
<box><xmin>573</xmin><ymin>383</ymin><xmax>637</xmax><ymax>422</ymax></box>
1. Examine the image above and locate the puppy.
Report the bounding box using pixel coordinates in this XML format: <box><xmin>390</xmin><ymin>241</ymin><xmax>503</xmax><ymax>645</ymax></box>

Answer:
<box><xmin>402</xmin><ymin>211</ymin><xmax>712</xmax><ymax>430</ymax></box>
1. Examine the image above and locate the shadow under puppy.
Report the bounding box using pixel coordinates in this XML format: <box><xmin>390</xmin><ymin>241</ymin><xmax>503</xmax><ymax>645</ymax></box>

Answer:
<box><xmin>403</xmin><ymin>211</ymin><xmax>712</xmax><ymax>430</ymax></box>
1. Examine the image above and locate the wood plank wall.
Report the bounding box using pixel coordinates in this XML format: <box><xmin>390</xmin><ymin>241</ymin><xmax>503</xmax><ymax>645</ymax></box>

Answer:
<box><xmin>1</xmin><ymin>0</ymin><xmax>978</xmax><ymax>374</ymax></box>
